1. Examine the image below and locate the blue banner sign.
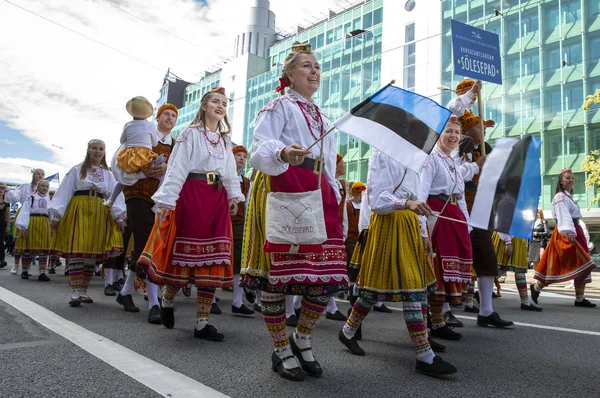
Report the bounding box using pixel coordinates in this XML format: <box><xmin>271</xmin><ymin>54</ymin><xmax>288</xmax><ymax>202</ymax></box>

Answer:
<box><xmin>451</xmin><ymin>19</ymin><xmax>502</xmax><ymax>84</ymax></box>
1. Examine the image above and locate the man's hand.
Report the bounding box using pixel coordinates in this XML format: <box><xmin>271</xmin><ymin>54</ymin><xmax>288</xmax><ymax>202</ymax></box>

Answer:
<box><xmin>116</xmin><ymin>220</ymin><xmax>125</xmax><ymax>233</ymax></box>
<box><xmin>406</xmin><ymin>200</ymin><xmax>433</xmax><ymax>216</ymax></box>
<box><xmin>155</xmin><ymin>207</ymin><xmax>170</xmax><ymax>226</ymax></box>
<box><xmin>567</xmin><ymin>235</ymin><xmax>576</xmax><ymax>243</ymax></box>
<box><xmin>281</xmin><ymin>144</ymin><xmax>311</xmax><ymax>166</ymax></box>
<box><xmin>229</xmin><ymin>200</ymin><xmax>238</xmax><ymax>217</ymax></box>
<box><xmin>144</xmin><ymin>164</ymin><xmax>167</xmax><ymax>179</ymax></box>
<box><xmin>484</xmin><ymin>119</ymin><xmax>495</xmax><ymax>128</ymax></box>
<box><xmin>475</xmin><ymin>154</ymin><xmax>487</xmax><ymax>169</ymax></box>
<box><xmin>470</xmin><ymin>80</ymin><xmax>482</xmax><ymax>95</ymax></box>
<box><xmin>423</xmin><ymin>237</ymin><xmax>433</xmax><ymax>256</ymax></box>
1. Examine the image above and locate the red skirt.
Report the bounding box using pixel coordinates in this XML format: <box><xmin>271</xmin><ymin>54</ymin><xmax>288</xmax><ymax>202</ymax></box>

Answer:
<box><xmin>534</xmin><ymin>224</ymin><xmax>596</xmax><ymax>285</ymax></box>
<box><xmin>428</xmin><ymin>197</ymin><xmax>473</xmax><ymax>302</ymax></box>
<box><xmin>139</xmin><ymin>179</ymin><xmax>233</xmax><ymax>288</ymax></box>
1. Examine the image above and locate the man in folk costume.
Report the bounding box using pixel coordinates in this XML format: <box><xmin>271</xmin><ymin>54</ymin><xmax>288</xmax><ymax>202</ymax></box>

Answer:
<box><xmin>115</xmin><ymin>103</ymin><xmax>177</xmax><ymax>324</ymax></box>
<box><xmin>459</xmin><ymin>113</ymin><xmax>514</xmax><ymax>328</ymax></box>
<box><xmin>346</xmin><ymin>181</ymin><xmax>366</xmax><ymax>284</ymax></box>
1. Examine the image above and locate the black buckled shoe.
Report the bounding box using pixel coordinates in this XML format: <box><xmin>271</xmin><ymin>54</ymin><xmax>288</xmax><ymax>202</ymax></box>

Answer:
<box><xmin>373</xmin><ymin>303</ymin><xmax>393</xmax><ymax>313</ymax></box>
<box><xmin>232</xmin><ymin>304</ymin><xmax>255</xmax><ymax>316</ymax></box>
<box><xmin>148</xmin><ymin>305</ymin><xmax>161</xmax><ymax>324</ymax></box>
<box><xmin>415</xmin><ymin>356</ymin><xmax>457</xmax><ymax>377</ymax></box>
<box><xmin>428</xmin><ymin>337</ymin><xmax>446</xmax><ymax>353</ymax></box>
<box><xmin>182</xmin><ymin>286</ymin><xmax>191</xmax><ymax>297</ymax></box>
<box><xmin>271</xmin><ymin>352</ymin><xmax>306</xmax><ymax>382</ymax></box>
<box><xmin>477</xmin><ymin>312</ymin><xmax>514</xmax><ymax>328</ymax></box>
<box><xmin>289</xmin><ymin>334</ymin><xmax>323</xmax><ymax>377</ymax></box>
<box><xmin>210</xmin><ymin>302</ymin><xmax>222</xmax><ymax>315</ymax></box>
<box><xmin>194</xmin><ymin>324</ymin><xmax>224</xmax><ymax>341</ymax></box>
<box><xmin>530</xmin><ymin>284</ymin><xmax>540</xmax><ymax>304</ymax></box>
<box><xmin>69</xmin><ymin>297</ymin><xmax>81</xmax><ymax>307</ymax></box>
<box><xmin>38</xmin><ymin>273</ymin><xmax>50</xmax><ymax>282</ymax></box>
<box><xmin>326</xmin><ymin>310</ymin><xmax>347</xmax><ymax>321</ymax></box>
<box><xmin>286</xmin><ymin>314</ymin><xmax>298</xmax><ymax>327</ymax></box>
<box><xmin>116</xmin><ymin>293</ymin><xmax>140</xmax><ymax>312</ymax></box>
<box><xmin>243</xmin><ymin>286</ymin><xmax>256</xmax><ymax>304</ymax></box>
<box><xmin>464</xmin><ymin>305</ymin><xmax>479</xmax><ymax>314</ymax></box>
<box><xmin>521</xmin><ymin>303</ymin><xmax>543</xmax><ymax>312</ymax></box>
<box><xmin>20</xmin><ymin>271</ymin><xmax>29</xmax><ymax>279</ymax></box>
<box><xmin>574</xmin><ymin>299</ymin><xmax>597</xmax><ymax>308</ymax></box>
<box><xmin>104</xmin><ymin>284</ymin><xmax>116</xmax><ymax>296</ymax></box>
<box><xmin>160</xmin><ymin>307</ymin><xmax>175</xmax><ymax>329</ymax></box>
<box><xmin>443</xmin><ymin>311</ymin><xmax>463</xmax><ymax>327</ymax></box>
<box><xmin>338</xmin><ymin>329</ymin><xmax>366</xmax><ymax>356</ymax></box>
<box><xmin>430</xmin><ymin>325</ymin><xmax>462</xmax><ymax>340</ymax></box>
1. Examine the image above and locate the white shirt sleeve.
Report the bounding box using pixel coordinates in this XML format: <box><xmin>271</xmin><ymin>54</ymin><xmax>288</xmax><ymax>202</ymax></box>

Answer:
<box><xmin>249</xmin><ymin>102</ymin><xmax>289</xmax><ymax>176</ymax></box>
<box><xmin>498</xmin><ymin>233</ymin><xmax>512</xmax><ymax>244</ymax></box>
<box><xmin>48</xmin><ymin>166</ymin><xmax>78</xmax><ymax>220</ymax></box>
<box><xmin>342</xmin><ymin>197</ymin><xmax>348</xmax><ymax>240</ymax></box>
<box><xmin>553</xmin><ymin>194</ymin><xmax>576</xmax><ymax>237</ymax></box>
<box><xmin>458</xmin><ymin>196</ymin><xmax>472</xmax><ymax>233</ymax></box>
<box><xmin>106</xmin><ymin>171</ymin><xmax>126</xmax><ymax>221</ymax></box>
<box><xmin>368</xmin><ymin>152</ymin><xmax>403</xmax><ymax>215</ymax></box>
<box><xmin>16</xmin><ymin>196</ymin><xmax>31</xmax><ymax>230</ymax></box>
<box><xmin>460</xmin><ymin>162</ymin><xmax>479</xmax><ymax>183</ymax></box>
<box><xmin>446</xmin><ymin>92</ymin><xmax>474</xmax><ymax>117</ymax></box>
<box><xmin>419</xmin><ymin>155</ymin><xmax>436</xmax><ymax>202</ymax></box>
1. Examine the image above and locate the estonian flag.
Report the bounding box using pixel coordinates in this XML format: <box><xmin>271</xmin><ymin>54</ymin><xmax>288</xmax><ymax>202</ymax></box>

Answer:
<box><xmin>334</xmin><ymin>83</ymin><xmax>451</xmax><ymax>171</ymax></box>
<box><xmin>469</xmin><ymin>136</ymin><xmax>542</xmax><ymax>240</ymax></box>
<box><xmin>44</xmin><ymin>173</ymin><xmax>60</xmax><ymax>183</ymax></box>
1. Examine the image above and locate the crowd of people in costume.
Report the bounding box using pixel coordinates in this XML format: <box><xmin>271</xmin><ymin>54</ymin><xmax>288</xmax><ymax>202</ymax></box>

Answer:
<box><xmin>1</xmin><ymin>43</ymin><xmax>597</xmax><ymax>381</ymax></box>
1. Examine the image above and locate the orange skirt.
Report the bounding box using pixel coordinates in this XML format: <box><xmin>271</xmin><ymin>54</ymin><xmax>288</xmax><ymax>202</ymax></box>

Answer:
<box><xmin>117</xmin><ymin>147</ymin><xmax>158</xmax><ymax>173</ymax></box>
<box><xmin>534</xmin><ymin>225</ymin><xmax>596</xmax><ymax>285</ymax></box>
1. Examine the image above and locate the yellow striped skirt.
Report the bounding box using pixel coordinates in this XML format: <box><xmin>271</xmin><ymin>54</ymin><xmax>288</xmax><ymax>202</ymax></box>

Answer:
<box><xmin>358</xmin><ymin>210</ymin><xmax>436</xmax><ymax>302</ymax></box>
<box><xmin>52</xmin><ymin>195</ymin><xmax>123</xmax><ymax>260</ymax></box>
<box><xmin>13</xmin><ymin>214</ymin><xmax>51</xmax><ymax>255</ymax></box>
<box><xmin>11</xmin><ymin>206</ymin><xmax>21</xmax><ymax>236</ymax></box>
<box><xmin>492</xmin><ymin>232</ymin><xmax>528</xmax><ymax>272</ymax></box>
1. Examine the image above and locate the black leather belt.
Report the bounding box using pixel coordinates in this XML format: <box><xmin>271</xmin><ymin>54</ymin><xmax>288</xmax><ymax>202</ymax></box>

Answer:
<box><xmin>573</xmin><ymin>218</ymin><xmax>580</xmax><ymax>225</ymax></box>
<box><xmin>188</xmin><ymin>172</ymin><xmax>222</xmax><ymax>189</ymax></box>
<box><xmin>298</xmin><ymin>157</ymin><xmax>323</xmax><ymax>173</ymax></box>
<box><xmin>74</xmin><ymin>190</ymin><xmax>104</xmax><ymax>199</ymax></box>
<box><xmin>428</xmin><ymin>193</ymin><xmax>460</xmax><ymax>204</ymax></box>
<box><xmin>30</xmin><ymin>214</ymin><xmax>49</xmax><ymax>218</ymax></box>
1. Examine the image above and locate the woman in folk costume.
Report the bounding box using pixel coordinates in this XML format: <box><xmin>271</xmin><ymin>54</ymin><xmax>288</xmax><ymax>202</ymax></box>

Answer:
<box><xmin>5</xmin><ymin>168</ymin><xmax>45</xmax><ymax>274</ymax></box>
<box><xmin>50</xmin><ymin>140</ymin><xmax>125</xmax><ymax>307</ymax></box>
<box><xmin>338</xmin><ymin>150</ymin><xmax>456</xmax><ymax>377</ymax></box>
<box><xmin>13</xmin><ymin>180</ymin><xmax>52</xmax><ymax>281</ymax></box>
<box><xmin>138</xmin><ymin>86</ymin><xmax>244</xmax><ymax>341</ymax></box>
<box><xmin>419</xmin><ymin>116</ymin><xmax>482</xmax><ymax>336</ymax></box>
<box><xmin>530</xmin><ymin>169</ymin><xmax>597</xmax><ymax>307</ymax></box>
<box><xmin>529</xmin><ymin>208</ymin><xmax>550</xmax><ymax>269</ymax></box>
<box><xmin>241</xmin><ymin>43</ymin><xmax>348</xmax><ymax>381</ymax></box>
<box><xmin>492</xmin><ymin>232</ymin><xmax>541</xmax><ymax>311</ymax></box>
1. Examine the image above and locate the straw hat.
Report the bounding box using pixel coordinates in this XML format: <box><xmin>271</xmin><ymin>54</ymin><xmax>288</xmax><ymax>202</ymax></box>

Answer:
<box><xmin>126</xmin><ymin>96</ymin><xmax>154</xmax><ymax>119</ymax></box>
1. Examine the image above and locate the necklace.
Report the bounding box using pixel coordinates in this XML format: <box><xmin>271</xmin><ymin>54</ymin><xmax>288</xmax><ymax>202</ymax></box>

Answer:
<box><xmin>202</xmin><ymin>128</ymin><xmax>221</xmax><ymax>147</ymax></box>
<box><xmin>296</xmin><ymin>101</ymin><xmax>324</xmax><ymax>141</ymax></box>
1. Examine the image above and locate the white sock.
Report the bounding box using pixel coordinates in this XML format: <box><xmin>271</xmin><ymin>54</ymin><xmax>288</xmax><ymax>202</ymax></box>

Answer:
<box><xmin>326</xmin><ymin>296</ymin><xmax>338</xmax><ymax>314</ymax></box>
<box><xmin>275</xmin><ymin>346</ymin><xmax>298</xmax><ymax>370</ymax></box>
<box><xmin>417</xmin><ymin>348</ymin><xmax>436</xmax><ymax>364</ymax></box>
<box><xmin>353</xmin><ymin>284</ymin><xmax>359</xmax><ymax>296</ymax></box>
<box><xmin>342</xmin><ymin>323</ymin><xmax>356</xmax><ymax>339</ymax></box>
<box><xmin>255</xmin><ymin>291</ymin><xmax>261</xmax><ymax>306</ymax></box>
<box><xmin>286</xmin><ymin>295</ymin><xmax>296</xmax><ymax>318</ymax></box>
<box><xmin>162</xmin><ymin>297</ymin><xmax>174</xmax><ymax>308</ymax></box>
<box><xmin>478</xmin><ymin>276</ymin><xmax>495</xmax><ymax>317</ymax></box>
<box><xmin>375</xmin><ymin>301</ymin><xmax>383</xmax><ymax>308</ymax></box>
<box><xmin>114</xmin><ymin>270</ymin><xmax>123</xmax><ymax>283</ymax></box>
<box><xmin>212</xmin><ymin>295</ymin><xmax>217</xmax><ymax>304</ymax></box>
<box><xmin>146</xmin><ymin>282</ymin><xmax>159</xmax><ymax>308</ymax></box>
<box><xmin>232</xmin><ymin>275</ymin><xmax>243</xmax><ymax>308</ymax></box>
<box><xmin>104</xmin><ymin>269</ymin><xmax>114</xmax><ymax>287</ymax></box>
<box><xmin>293</xmin><ymin>295</ymin><xmax>302</xmax><ymax>310</ymax></box>
<box><xmin>195</xmin><ymin>317</ymin><xmax>208</xmax><ymax>331</ymax></box>
<box><xmin>120</xmin><ymin>271</ymin><xmax>136</xmax><ymax>296</ymax></box>
<box><xmin>293</xmin><ymin>331</ymin><xmax>315</xmax><ymax>362</ymax></box>
<box><xmin>442</xmin><ymin>302</ymin><xmax>451</xmax><ymax>314</ymax></box>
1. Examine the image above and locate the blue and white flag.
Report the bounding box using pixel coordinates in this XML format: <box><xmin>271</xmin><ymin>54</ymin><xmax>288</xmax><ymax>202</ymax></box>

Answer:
<box><xmin>44</xmin><ymin>173</ymin><xmax>60</xmax><ymax>183</ymax></box>
<box><xmin>334</xmin><ymin>83</ymin><xmax>451</xmax><ymax>172</ymax></box>
<box><xmin>469</xmin><ymin>136</ymin><xmax>541</xmax><ymax>240</ymax></box>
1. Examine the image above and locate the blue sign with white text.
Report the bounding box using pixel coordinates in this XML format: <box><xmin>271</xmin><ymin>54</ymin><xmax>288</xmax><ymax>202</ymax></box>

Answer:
<box><xmin>451</xmin><ymin>19</ymin><xmax>502</xmax><ymax>84</ymax></box>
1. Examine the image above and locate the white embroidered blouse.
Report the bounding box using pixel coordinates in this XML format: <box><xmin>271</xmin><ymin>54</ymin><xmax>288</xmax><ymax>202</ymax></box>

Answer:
<box><xmin>249</xmin><ymin>89</ymin><xmax>339</xmax><ymax>202</ymax></box>
<box><xmin>5</xmin><ymin>183</ymin><xmax>36</xmax><ymax>204</ymax></box>
<box><xmin>446</xmin><ymin>92</ymin><xmax>474</xmax><ymax>118</ymax></box>
<box><xmin>16</xmin><ymin>193</ymin><xmax>50</xmax><ymax>230</ymax></box>
<box><xmin>49</xmin><ymin>165</ymin><xmax>125</xmax><ymax>221</ymax></box>
<box><xmin>367</xmin><ymin>150</ymin><xmax>427</xmax><ymax>238</ymax></box>
<box><xmin>552</xmin><ymin>191</ymin><xmax>582</xmax><ymax>237</ymax></box>
<box><xmin>152</xmin><ymin>125</ymin><xmax>244</xmax><ymax>208</ymax></box>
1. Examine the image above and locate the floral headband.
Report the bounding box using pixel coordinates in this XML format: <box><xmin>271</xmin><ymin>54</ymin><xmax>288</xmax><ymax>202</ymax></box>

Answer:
<box><xmin>561</xmin><ymin>168</ymin><xmax>572</xmax><ymax>173</ymax></box>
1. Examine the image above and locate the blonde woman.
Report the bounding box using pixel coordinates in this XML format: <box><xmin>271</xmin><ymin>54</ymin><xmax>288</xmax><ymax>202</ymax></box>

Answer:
<box><xmin>50</xmin><ymin>140</ymin><xmax>125</xmax><ymax>307</ymax></box>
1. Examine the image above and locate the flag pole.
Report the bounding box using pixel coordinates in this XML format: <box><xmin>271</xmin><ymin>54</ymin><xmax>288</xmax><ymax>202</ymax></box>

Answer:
<box><xmin>477</xmin><ymin>84</ymin><xmax>486</xmax><ymax>156</ymax></box>
<box><xmin>431</xmin><ymin>213</ymin><xmax>469</xmax><ymax>225</ymax></box>
<box><xmin>306</xmin><ymin>126</ymin><xmax>336</xmax><ymax>150</ymax></box>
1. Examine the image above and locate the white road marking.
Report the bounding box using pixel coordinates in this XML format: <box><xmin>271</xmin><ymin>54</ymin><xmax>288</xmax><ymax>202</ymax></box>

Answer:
<box><xmin>0</xmin><ymin>287</ymin><xmax>228</xmax><ymax>398</ymax></box>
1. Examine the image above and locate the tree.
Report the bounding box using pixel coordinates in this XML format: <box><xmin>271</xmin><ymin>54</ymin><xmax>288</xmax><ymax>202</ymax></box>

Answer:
<box><xmin>581</xmin><ymin>89</ymin><xmax>600</xmax><ymax>206</ymax></box>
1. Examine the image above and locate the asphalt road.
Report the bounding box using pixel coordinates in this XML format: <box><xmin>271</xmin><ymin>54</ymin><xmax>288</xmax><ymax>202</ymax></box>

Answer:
<box><xmin>1</xmin><ymin>255</ymin><xmax>599</xmax><ymax>398</ymax></box>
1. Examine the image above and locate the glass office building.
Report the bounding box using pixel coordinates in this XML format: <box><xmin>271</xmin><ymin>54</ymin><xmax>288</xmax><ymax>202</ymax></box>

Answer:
<box><xmin>441</xmin><ymin>0</ymin><xmax>600</xmax><ymax>212</ymax></box>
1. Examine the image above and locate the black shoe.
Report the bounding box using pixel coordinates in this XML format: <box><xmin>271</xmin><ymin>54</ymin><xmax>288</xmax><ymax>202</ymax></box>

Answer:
<box><xmin>427</xmin><ymin>311</ymin><xmax>432</xmax><ymax>329</ymax></box>
<box><xmin>21</xmin><ymin>271</ymin><xmax>29</xmax><ymax>279</ymax></box>
<box><xmin>0</xmin><ymin>261</ymin><xmax>7</xmax><ymax>268</ymax></box>
<box><xmin>530</xmin><ymin>284</ymin><xmax>540</xmax><ymax>304</ymax></box>
<box><xmin>69</xmin><ymin>298</ymin><xmax>81</xmax><ymax>307</ymax></box>
<box><xmin>464</xmin><ymin>305</ymin><xmax>479</xmax><ymax>314</ymax></box>
<box><xmin>477</xmin><ymin>312</ymin><xmax>514</xmax><ymax>328</ymax></box>
<box><xmin>95</xmin><ymin>271</ymin><xmax>101</xmax><ymax>276</ymax></box>
<box><xmin>254</xmin><ymin>303</ymin><xmax>262</xmax><ymax>313</ymax></box>
<box><xmin>148</xmin><ymin>305</ymin><xmax>161</xmax><ymax>324</ymax></box>
<box><xmin>56</xmin><ymin>260</ymin><xmax>62</xmax><ymax>266</ymax></box>
<box><xmin>116</xmin><ymin>293</ymin><xmax>140</xmax><ymax>312</ymax></box>
<box><xmin>194</xmin><ymin>324</ymin><xmax>224</xmax><ymax>341</ymax></box>
<box><xmin>271</xmin><ymin>351</ymin><xmax>306</xmax><ymax>382</ymax></box>
<box><xmin>430</xmin><ymin>325</ymin><xmax>462</xmax><ymax>340</ymax></box>
<box><xmin>286</xmin><ymin>314</ymin><xmax>298</xmax><ymax>327</ymax></box>
<box><xmin>210</xmin><ymin>302</ymin><xmax>222</xmax><ymax>315</ymax></box>
<box><xmin>182</xmin><ymin>286</ymin><xmax>191</xmax><ymax>297</ymax></box>
<box><xmin>232</xmin><ymin>304</ymin><xmax>255</xmax><ymax>316</ymax></box>
<box><xmin>373</xmin><ymin>303</ymin><xmax>393</xmax><ymax>313</ymax></box>
<box><xmin>415</xmin><ymin>356</ymin><xmax>457</xmax><ymax>377</ymax></box>
<box><xmin>348</xmin><ymin>292</ymin><xmax>357</xmax><ymax>306</ymax></box>
<box><xmin>104</xmin><ymin>284</ymin><xmax>116</xmax><ymax>296</ymax></box>
<box><xmin>112</xmin><ymin>282</ymin><xmax>123</xmax><ymax>292</ymax></box>
<box><xmin>160</xmin><ymin>307</ymin><xmax>175</xmax><ymax>329</ymax></box>
<box><xmin>294</xmin><ymin>307</ymin><xmax>301</xmax><ymax>318</ymax></box>
<box><xmin>326</xmin><ymin>310</ymin><xmax>347</xmax><ymax>321</ymax></box>
<box><xmin>428</xmin><ymin>337</ymin><xmax>446</xmax><ymax>353</ymax></box>
<box><xmin>443</xmin><ymin>311</ymin><xmax>463</xmax><ymax>327</ymax></box>
<box><xmin>492</xmin><ymin>291</ymin><xmax>500</xmax><ymax>298</ymax></box>
<box><xmin>243</xmin><ymin>286</ymin><xmax>256</xmax><ymax>304</ymax></box>
<box><xmin>289</xmin><ymin>333</ymin><xmax>323</xmax><ymax>377</ymax></box>
<box><xmin>38</xmin><ymin>273</ymin><xmax>50</xmax><ymax>282</ymax></box>
<box><xmin>48</xmin><ymin>268</ymin><xmax>56</xmax><ymax>274</ymax></box>
<box><xmin>474</xmin><ymin>291</ymin><xmax>480</xmax><ymax>303</ymax></box>
<box><xmin>338</xmin><ymin>329</ymin><xmax>366</xmax><ymax>356</ymax></box>
<box><xmin>574</xmin><ymin>299</ymin><xmax>597</xmax><ymax>308</ymax></box>
<box><xmin>346</xmin><ymin>307</ymin><xmax>362</xmax><ymax>340</ymax></box>
<box><xmin>521</xmin><ymin>303</ymin><xmax>543</xmax><ymax>312</ymax></box>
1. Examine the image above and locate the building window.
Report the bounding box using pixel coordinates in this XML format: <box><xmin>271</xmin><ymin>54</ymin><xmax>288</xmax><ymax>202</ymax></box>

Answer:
<box><xmin>565</xmin><ymin>131</ymin><xmax>585</xmax><ymax>155</ymax></box>
<box><xmin>562</xmin><ymin>0</ymin><xmax>581</xmax><ymax>24</ymax></box>
<box><xmin>248</xmin><ymin>32</ymin><xmax>253</xmax><ymax>53</ymax></box>
<box><xmin>545</xmin><ymin>89</ymin><xmax>562</xmax><ymax>115</ymax></box>
<box><xmin>241</xmin><ymin>33</ymin><xmax>245</xmax><ymax>55</ymax></box>
<box><xmin>373</xmin><ymin>7</ymin><xmax>383</xmax><ymax>25</ymax></box>
<box><xmin>563</xmin><ymin>41</ymin><xmax>583</xmax><ymax>65</ymax></box>
<box><xmin>590</xmin><ymin>36</ymin><xmax>600</xmax><ymax>63</ymax></box>
<box><xmin>545</xmin><ymin>46</ymin><xmax>561</xmax><ymax>70</ymax></box>
<box><xmin>564</xmin><ymin>85</ymin><xmax>584</xmax><ymax>111</ymax></box>
<box><xmin>590</xmin><ymin>0</ymin><xmax>600</xmax><ymax>22</ymax></box>
<box><xmin>522</xmin><ymin>51</ymin><xmax>540</xmax><ymax>76</ymax></box>
<box><xmin>523</xmin><ymin>95</ymin><xmax>540</xmax><ymax>119</ymax></box>
<box><xmin>507</xmin><ymin>17</ymin><xmax>520</xmax><ymax>42</ymax></box>
<box><xmin>522</xmin><ymin>12</ymin><xmax>539</xmax><ymax>36</ymax></box>
<box><xmin>545</xmin><ymin>6</ymin><xmax>559</xmax><ymax>30</ymax></box>
<box><xmin>403</xmin><ymin>23</ymin><xmax>415</xmax><ymax>91</ymax></box>
<box><xmin>545</xmin><ymin>132</ymin><xmax>562</xmax><ymax>161</ymax></box>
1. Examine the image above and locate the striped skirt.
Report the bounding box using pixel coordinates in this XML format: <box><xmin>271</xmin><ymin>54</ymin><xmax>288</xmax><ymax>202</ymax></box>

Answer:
<box><xmin>13</xmin><ymin>214</ymin><xmax>51</xmax><ymax>255</ymax></box>
<box><xmin>357</xmin><ymin>210</ymin><xmax>436</xmax><ymax>302</ymax></box>
<box><xmin>51</xmin><ymin>195</ymin><xmax>123</xmax><ymax>261</ymax></box>
<box><xmin>534</xmin><ymin>225</ymin><xmax>596</xmax><ymax>284</ymax></box>
<box><xmin>492</xmin><ymin>233</ymin><xmax>528</xmax><ymax>272</ymax></box>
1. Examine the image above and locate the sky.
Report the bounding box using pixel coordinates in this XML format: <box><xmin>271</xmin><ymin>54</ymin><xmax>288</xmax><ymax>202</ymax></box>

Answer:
<box><xmin>0</xmin><ymin>0</ymin><xmax>341</xmax><ymax>184</ymax></box>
